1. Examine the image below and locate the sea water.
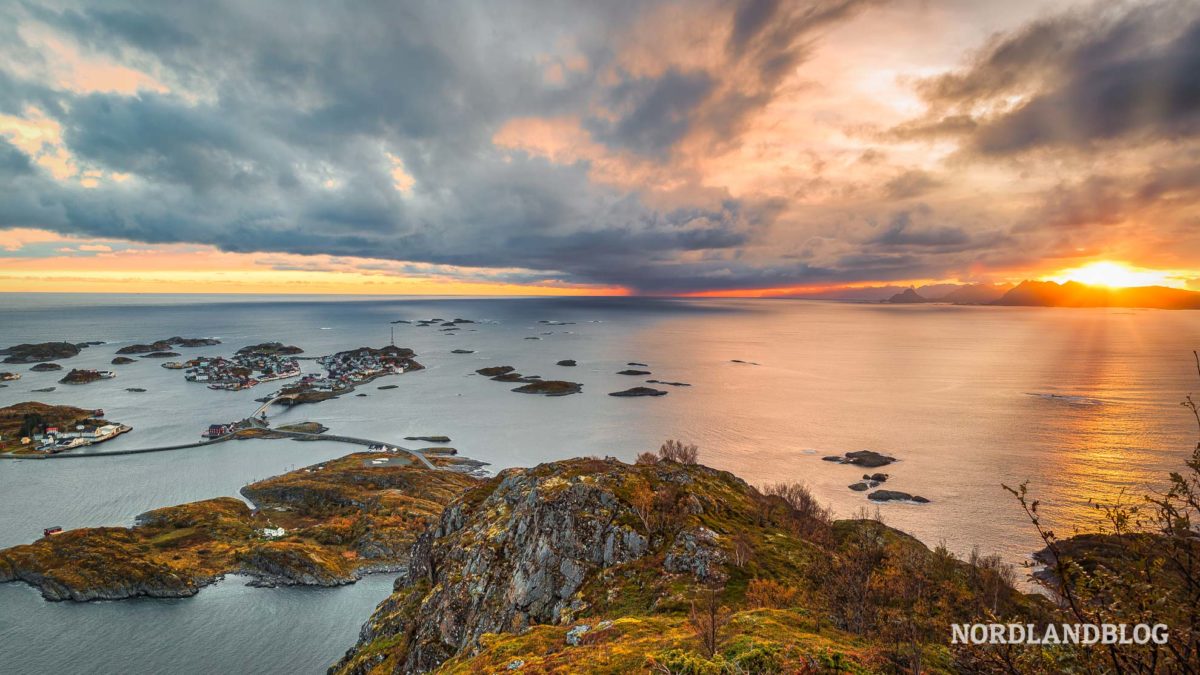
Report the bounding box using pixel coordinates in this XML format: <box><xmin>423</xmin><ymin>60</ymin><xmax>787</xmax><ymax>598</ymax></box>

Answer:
<box><xmin>1</xmin><ymin>294</ymin><xmax>1197</xmax><ymax>674</ymax></box>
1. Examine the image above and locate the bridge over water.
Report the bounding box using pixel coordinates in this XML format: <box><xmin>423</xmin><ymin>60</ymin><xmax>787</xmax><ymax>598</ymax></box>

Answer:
<box><xmin>1</xmin><ymin>390</ymin><xmax>435</xmax><ymax>469</ymax></box>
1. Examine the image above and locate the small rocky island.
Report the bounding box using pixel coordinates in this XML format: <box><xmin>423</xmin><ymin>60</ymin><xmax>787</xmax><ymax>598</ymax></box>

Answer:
<box><xmin>165</xmin><ymin>336</ymin><xmax>222</xmax><ymax>347</ymax></box>
<box><xmin>117</xmin><ymin>337</ymin><xmax>221</xmax><ymax>354</ymax></box>
<box><xmin>0</xmin><ymin>453</ymin><xmax>477</xmax><ymax>600</ymax></box>
<box><xmin>512</xmin><ymin>380</ymin><xmax>583</xmax><ymax>396</ymax></box>
<box><xmin>646</xmin><ymin>379</ymin><xmax>690</xmax><ymax>387</ymax></box>
<box><xmin>609</xmin><ymin>386</ymin><xmax>667</xmax><ymax>397</ymax></box>
<box><xmin>58</xmin><ymin>369</ymin><xmax>115</xmax><ymax>385</ymax></box>
<box><xmin>1</xmin><ymin>342</ymin><xmax>81</xmax><ymax>364</ymax></box>
<box><xmin>475</xmin><ymin>366</ymin><xmax>580</xmax><ymax>395</ymax></box>
<box><xmin>821</xmin><ymin>450</ymin><xmax>896</xmax><ymax>468</ymax></box>
<box><xmin>116</xmin><ymin>341</ymin><xmax>173</xmax><ymax>355</ymax></box>
<box><xmin>868</xmin><ymin>490</ymin><xmax>930</xmax><ymax>503</ymax></box>
<box><xmin>29</xmin><ymin>363</ymin><xmax>63</xmax><ymax>372</ymax></box>
<box><xmin>236</xmin><ymin>342</ymin><xmax>304</xmax><ymax>356</ymax></box>
<box><xmin>0</xmin><ymin>402</ymin><xmax>129</xmax><ymax>455</ymax></box>
<box><xmin>110</xmin><ymin>356</ymin><xmax>137</xmax><ymax>365</ymax></box>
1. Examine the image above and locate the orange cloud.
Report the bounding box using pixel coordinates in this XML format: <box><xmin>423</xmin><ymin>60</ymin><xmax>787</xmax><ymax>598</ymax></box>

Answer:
<box><xmin>14</xmin><ymin>23</ymin><xmax>168</xmax><ymax>96</ymax></box>
<box><xmin>0</xmin><ymin>229</ymin><xmax>626</xmax><ymax>295</ymax></box>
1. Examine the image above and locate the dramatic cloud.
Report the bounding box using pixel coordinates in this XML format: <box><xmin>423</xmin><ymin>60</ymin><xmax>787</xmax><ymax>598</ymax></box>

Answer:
<box><xmin>1</xmin><ymin>0</ymin><xmax>1199</xmax><ymax>293</ymax></box>
<box><xmin>905</xmin><ymin>0</ymin><xmax>1200</xmax><ymax>154</ymax></box>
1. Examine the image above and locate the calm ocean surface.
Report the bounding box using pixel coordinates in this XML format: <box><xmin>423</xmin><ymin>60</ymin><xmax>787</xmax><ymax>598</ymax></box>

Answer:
<box><xmin>1</xmin><ymin>293</ymin><xmax>1198</xmax><ymax>674</ymax></box>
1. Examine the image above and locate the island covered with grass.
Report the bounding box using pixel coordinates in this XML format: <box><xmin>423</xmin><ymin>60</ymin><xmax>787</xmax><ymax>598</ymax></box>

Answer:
<box><xmin>0</xmin><ymin>452</ymin><xmax>477</xmax><ymax>600</ymax></box>
<box><xmin>0</xmin><ymin>402</ymin><xmax>128</xmax><ymax>455</ymax></box>
<box><xmin>1</xmin><ymin>342</ymin><xmax>81</xmax><ymax>363</ymax></box>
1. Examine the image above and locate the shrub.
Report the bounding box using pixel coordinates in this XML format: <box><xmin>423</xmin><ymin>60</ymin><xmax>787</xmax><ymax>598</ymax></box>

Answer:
<box><xmin>723</xmin><ymin>638</ymin><xmax>783</xmax><ymax>673</ymax></box>
<box><xmin>659</xmin><ymin>439</ymin><xmax>699</xmax><ymax>464</ymax></box>
<box><xmin>653</xmin><ymin>483</ymin><xmax>688</xmax><ymax>533</ymax></box>
<box><xmin>744</xmin><ymin>578</ymin><xmax>799</xmax><ymax>609</ymax></box>
<box><xmin>646</xmin><ymin>649</ymin><xmax>723</xmax><ymax>675</ymax></box>
<box><xmin>635</xmin><ymin>451</ymin><xmax>660</xmax><ymax>465</ymax></box>
<box><xmin>759</xmin><ymin>482</ymin><xmax>832</xmax><ymax>539</ymax></box>
<box><xmin>821</xmin><ymin>521</ymin><xmax>885</xmax><ymax>634</ymax></box>
<box><xmin>978</xmin><ymin>353</ymin><xmax>1200</xmax><ymax>673</ymax></box>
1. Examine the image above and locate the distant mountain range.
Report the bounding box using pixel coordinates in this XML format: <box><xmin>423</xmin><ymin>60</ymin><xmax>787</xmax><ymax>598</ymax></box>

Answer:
<box><xmin>884</xmin><ymin>280</ymin><xmax>1200</xmax><ymax>309</ymax></box>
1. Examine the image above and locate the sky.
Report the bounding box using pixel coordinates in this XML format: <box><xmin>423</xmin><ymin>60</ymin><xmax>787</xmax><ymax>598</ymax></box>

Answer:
<box><xmin>1</xmin><ymin>0</ymin><xmax>1199</xmax><ymax>296</ymax></box>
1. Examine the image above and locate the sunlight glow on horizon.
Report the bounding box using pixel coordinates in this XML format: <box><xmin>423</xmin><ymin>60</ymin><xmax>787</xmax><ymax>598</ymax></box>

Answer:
<box><xmin>1043</xmin><ymin>261</ymin><xmax>1189</xmax><ymax>290</ymax></box>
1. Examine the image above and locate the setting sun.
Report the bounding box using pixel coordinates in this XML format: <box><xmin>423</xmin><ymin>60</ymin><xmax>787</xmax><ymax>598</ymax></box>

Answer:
<box><xmin>1044</xmin><ymin>261</ymin><xmax>1185</xmax><ymax>289</ymax></box>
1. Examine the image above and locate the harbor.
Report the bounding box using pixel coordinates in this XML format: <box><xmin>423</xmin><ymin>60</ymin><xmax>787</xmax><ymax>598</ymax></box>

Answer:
<box><xmin>0</xmin><ymin>403</ymin><xmax>133</xmax><ymax>455</ymax></box>
<box><xmin>181</xmin><ymin>353</ymin><xmax>302</xmax><ymax>391</ymax></box>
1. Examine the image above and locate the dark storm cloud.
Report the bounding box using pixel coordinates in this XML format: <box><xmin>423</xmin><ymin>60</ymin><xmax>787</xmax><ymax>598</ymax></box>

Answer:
<box><xmin>585</xmin><ymin>0</ymin><xmax>880</xmax><ymax>158</ymax></box>
<box><xmin>27</xmin><ymin>4</ymin><xmax>200</xmax><ymax>54</ymax></box>
<box><xmin>587</xmin><ymin>70</ymin><xmax>715</xmax><ymax>155</ymax></box>
<box><xmin>7</xmin><ymin>0</ymin><xmax>863</xmax><ymax>292</ymax></box>
<box><xmin>0</xmin><ymin>0</ymin><xmax>886</xmax><ymax>292</ymax></box>
<box><xmin>0</xmin><ymin>138</ymin><xmax>33</xmax><ymax>176</ymax></box>
<box><xmin>904</xmin><ymin>0</ymin><xmax>1200</xmax><ymax>154</ymax></box>
<box><xmin>61</xmin><ymin>93</ymin><xmax>275</xmax><ymax>192</ymax></box>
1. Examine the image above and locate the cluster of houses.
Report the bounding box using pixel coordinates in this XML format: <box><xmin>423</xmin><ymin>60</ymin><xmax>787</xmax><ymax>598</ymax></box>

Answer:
<box><xmin>318</xmin><ymin>347</ymin><xmax>414</xmax><ymax>383</ymax></box>
<box><xmin>279</xmin><ymin>347</ymin><xmax>415</xmax><ymax>395</ymax></box>
<box><xmin>183</xmin><ymin>354</ymin><xmax>301</xmax><ymax>391</ymax></box>
<box><xmin>34</xmin><ymin>420</ymin><xmax>131</xmax><ymax>453</ymax></box>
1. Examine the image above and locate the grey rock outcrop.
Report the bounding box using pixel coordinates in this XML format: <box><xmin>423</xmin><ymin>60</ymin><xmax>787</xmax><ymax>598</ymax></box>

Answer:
<box><xmin>663</xmin><ymin>526</ymin><xmax>726</xmax><ymax>581</ymax></box>
<box><xmin>337</xmin><ymin>460</ymin><xmax>661</xmax><ymax>673</ymax></box>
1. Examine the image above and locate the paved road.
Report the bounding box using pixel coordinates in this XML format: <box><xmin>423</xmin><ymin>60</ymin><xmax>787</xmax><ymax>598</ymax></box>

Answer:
<box><xmin>251</xmin><ymin>393</ymin><xmax>297</xmax><ymax>419</ymax></box>
<box><xmin>0</xmin><ymin>434</ymin><xmax>236</xmax><ymax>459</ymax></box>
<box><xmin>261</xmin><ymin>430</ymin><xmax>434</xmax><ymax>469</ymax></box>
<box><xmin>0</xmin><ymin>431</ymin><xmax>435</xmax><ymax>468</ymax></box>
<box><xmin>1</xmin><ymin>383</ymin><xmax>436</xmax><ymax>469</ymax></box>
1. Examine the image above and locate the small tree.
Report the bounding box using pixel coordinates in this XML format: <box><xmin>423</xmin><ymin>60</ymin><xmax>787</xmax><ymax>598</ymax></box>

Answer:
<box><xmin>965</xmin><ymin>545</ymin><xmax>1016</xmax><ymax>616</ymax></box>
<box><xmin>761</xmin><ymin>482</ymin><xmax>833</xmax><ymax>540</ymax></box>
<box><xmin>19</xmin><ymin>412</ymin><xmax>46</xmax><ymax>438</ymax></box>
<box><xmin>653</xmin><ymin>483</ymin><xmax>688</xmax><ymax>534</ymax></box>
<box><xmin>825</xmin><ymin>519</ymin><xmax>886</xmax><ymax>634</ymax></box>
<box><xmin>634</xmin><ymin>451</ymin><xmax>659</xmax><ymax>465</ymax></box>
<box><xmin>732</xmin><ymin>532</ymin><xmax>754</xmax><ymax>568</ymax></box>
<box><xmin>630</xmin><ymin>481</ymin><xmax>658</xmax><ymax>534</ymax></box>
<box><xmin>658</xmin><ymin>439</ymin><xmax>699</xmax><ymax>464</ymax></box>
<box><xmin>689</xmin><ymin>584</ymin><xmax>730</xmax><ymax>658</ymax></box>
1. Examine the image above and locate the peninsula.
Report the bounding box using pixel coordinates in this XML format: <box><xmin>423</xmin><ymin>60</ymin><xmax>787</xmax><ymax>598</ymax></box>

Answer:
<box><xmin>0</xmin><ymin>453</ymin><xmax>476</xmax><ymax>600</ymax></box>
<box><xmin>332</xmin><ymin>447</ymin><xmax>1043</xmax><ymax>674</ymax></box>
